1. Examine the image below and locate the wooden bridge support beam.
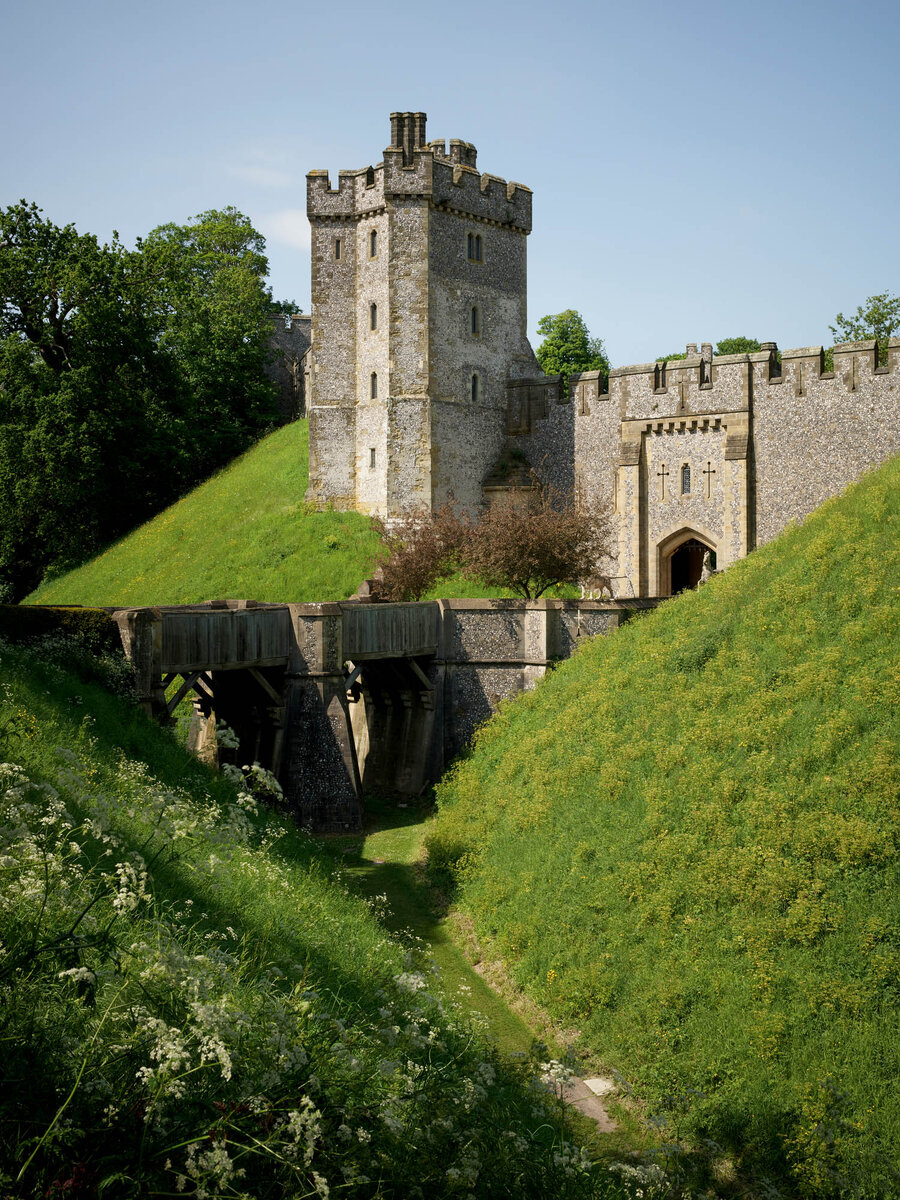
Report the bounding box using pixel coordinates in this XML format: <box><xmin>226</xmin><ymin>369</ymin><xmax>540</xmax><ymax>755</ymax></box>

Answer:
<box><xmin>356</xmin><ymin>657</ymin><xmax>438</xmax><ymax>798</ymax></box>
<box><xmin>114</xmin><ymin>608</ymin><xmax>166</xmax><ymax>720</ymax></box>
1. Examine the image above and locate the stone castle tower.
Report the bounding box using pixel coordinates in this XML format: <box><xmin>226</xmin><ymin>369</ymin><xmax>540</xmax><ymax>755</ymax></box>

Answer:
<box><xmin>305</xmin><ymin>111</ymin><xmax>540</xmax><ymax>516</ymax></box>
<box><xmin>301</xmin><ymin>111</ymin><xmax>900</xmax><ymax>598</ymax></box>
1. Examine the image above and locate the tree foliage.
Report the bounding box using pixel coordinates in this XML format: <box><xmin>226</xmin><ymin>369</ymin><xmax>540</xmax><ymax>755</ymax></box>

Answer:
<box><xmin>372</xmin><ymin>483</ymin><xmax>612</xmax><ymax>602</ymax></box>
<box><xmin>535</xmin><ymin>310</ymin><xmax>608</xmax><ymax>387</ymax></box>
<box><xmin>0</xmin><ymin>202</ymin><xmax>279</xmax><ymax>599</ymax></box>
<box><xmin>714</xmin><ymin>336</ymin><xmax>761</xmax><ymax>356</ymax></box>
<box><xmin>370</xmin><ymin>505</ymin><xmax>467</xmax><ymax>602</ymax></box>
<box><xmin>462</xmin><ymin>485</ymin><xmax>611</xmax><ymax>599</ymax></box>
<box><xmin>829</xmin><ymin>292</ymin><xmax>900</xmax><ymax>364</ymax></box>
<box><xmin>656</xmin><ymin>338</ymin><xmax>761</xmax><ymax>362</ymax></box>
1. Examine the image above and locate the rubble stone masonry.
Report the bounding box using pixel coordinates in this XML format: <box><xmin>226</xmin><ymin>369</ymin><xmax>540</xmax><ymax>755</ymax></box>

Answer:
<box><xmin>302</xmin><ymin>112</ymin><xmax>900</xmax><ymax>597</ymax></box>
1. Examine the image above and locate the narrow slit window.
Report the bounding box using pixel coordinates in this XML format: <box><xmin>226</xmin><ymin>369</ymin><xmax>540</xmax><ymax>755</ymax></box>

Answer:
<box><xmin>370</xmin><ymin>303</ymin><xmax>377</xmax><ymax>331</ymax></box>
<box><xmin>471</xmin><ymin>373</ymin><xmax>479</xmax><ymax>403</ymax></box>
<box><xmin>370</xmin><ymin>372</ymin><xmax>378</xmax><ymax>399</ymax></box>
<box><xmin>681</xmin><ymin>463</ymin><xmax>691</xmax><ymax>495</ymax></box>
<box><xmin>370</xmin><ymin>229</ymin><xmax>378</xmax><ymax>257</ymax></box>
<box><xmin>475</xmin><ymin>234</ymin><xmax>482</xmax><ymax>261</ymax></box>
<box><xmin>365</xmin><ymin>166</ymin><xmax>375</xmax><ymax>187</ymax></box>
<box><xmin>467</xmin><ymin>232</ymin><xmax>474</xmax><ymax>259</ymax></box>
<box><xmin>369</xmin><ymin>448</ymin><xmax>376</xmax><ymax>469</ymax></box>
<box><xmin>471</xmin><ymin>306</ymin><xmax>480</xmax><ymax>336</ymax></box>
<box><xmin>335</xmin><ymin>237</ymin><xmax>342</xmax><ymax>260</ymax></box>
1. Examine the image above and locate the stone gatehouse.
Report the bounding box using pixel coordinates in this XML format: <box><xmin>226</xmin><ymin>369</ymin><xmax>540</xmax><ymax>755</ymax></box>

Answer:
<box><xmin>299</xmin><ymin>111</ymin><xmax>900</xmax><ymax>599</ymax></box>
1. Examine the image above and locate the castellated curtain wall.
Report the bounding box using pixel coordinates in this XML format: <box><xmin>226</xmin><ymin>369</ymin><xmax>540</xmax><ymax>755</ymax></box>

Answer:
<box><xmin>512</xmin><ymin>338</ymin><xmax>900</xmax><ymax>598</ymax></box>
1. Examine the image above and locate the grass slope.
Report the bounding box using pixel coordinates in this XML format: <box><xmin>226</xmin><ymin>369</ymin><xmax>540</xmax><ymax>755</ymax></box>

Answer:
<box><xmin>27</xmin><ymin>420</ymin><xmax>515</xmax><ymax>607</ymax></box>
<box><xmin>0</xmin><ymin>637</ymin><xmax>617</xmax><ymax>1198</ymax></box>
<box><xmin>427</xmin><ymin>456</ymin><xmax>900</xmax><ymax>1197</ymax></box>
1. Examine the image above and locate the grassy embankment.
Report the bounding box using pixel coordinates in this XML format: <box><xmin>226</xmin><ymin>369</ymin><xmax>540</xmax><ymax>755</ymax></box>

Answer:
<box><xmin>0</xmin><ymin>632</ymin><xmax>629</xmax><ymax>1198</ymax></box>
<box><xmin>28</xmin><ymin>420</ymin><xmax>515</xmax><ymax>608</ymax></box>
<box><xmin>427</xmin><ymin>455</ymin><xmax>900</xmax><ymax>1198</ymax></box>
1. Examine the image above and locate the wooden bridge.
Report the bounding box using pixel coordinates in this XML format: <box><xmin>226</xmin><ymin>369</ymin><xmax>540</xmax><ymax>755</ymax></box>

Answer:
<box><xmin>113</xmin><ymin>597</ymin><xmax>656</xmax><ymax>831</ymax></box>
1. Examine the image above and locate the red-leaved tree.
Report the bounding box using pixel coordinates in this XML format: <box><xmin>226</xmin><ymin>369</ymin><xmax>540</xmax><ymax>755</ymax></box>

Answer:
<box><xmin>462</xmin><ymin>485</ymin><xmax>611</xmax><ymax>599</ymax></box>
<box><xmin>370</xmin><ymin>483</ymin><xmax>611</xmax><ymax>601</ymax></box>
<box><xmin>369</xmin><ymin>504</ymin><xmax>468</xmax><ymax>601</ymax></box>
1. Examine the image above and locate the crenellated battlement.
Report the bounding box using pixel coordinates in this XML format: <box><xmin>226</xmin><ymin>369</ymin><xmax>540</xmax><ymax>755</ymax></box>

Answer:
<box><xmin>307</xmin><ymin>169</ymin><xmax>359</xmax><ymax>217</ymax></box>
<box><xmin>308</xmin><ymin>113</ymin><xmax>532</xmax><ymax>230</ymax></box>
<box><xmin>563</xmin><ymin>338</ymin><xmax>900</xmax><ymax>424</ymax></box>
<box><xmin>431</xmin><ymin>156</ymin><xmax>532</xmax><ymax>230</ymax></box>
<box><xmin>514</xmin><ymin>338</ymin><xmax>900</xmax><ymax>440</ymax></box>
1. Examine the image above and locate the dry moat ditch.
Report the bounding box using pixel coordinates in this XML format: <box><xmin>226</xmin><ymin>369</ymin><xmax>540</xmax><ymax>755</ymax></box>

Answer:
<box><xmin>323</xmin><ymin>795</ymin><xmax>651</xmax><ymax>1162</ymax></box>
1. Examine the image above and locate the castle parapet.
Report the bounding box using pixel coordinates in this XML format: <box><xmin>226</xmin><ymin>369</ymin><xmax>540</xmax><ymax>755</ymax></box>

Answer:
<box><xmin>568</xmin><ymin>370</ymin><xmax>609</xmax><ymax>414</ymax></box>
<box><xmin>431</xmin><ymin>157</ymin><xmax>532</xmax><ymax>230</ymax></box>
<box><xmin>310</xmin><ymin>113</ymin><xmax>532</xmax><ymax>229</ymax></box>
<box><xmin>382</xmin><ymin>147</ymin><xmax>434</xmax><ymax>197</ymax></box>
<box><xmin>307</xmin><ymin>169</ymin><xmax>358</xmax><ymax>217</ymax></box>
<box><xmin>833</xmin><ymin>339</ymin><xmax>877</xmax><ymax>389</ymax></box>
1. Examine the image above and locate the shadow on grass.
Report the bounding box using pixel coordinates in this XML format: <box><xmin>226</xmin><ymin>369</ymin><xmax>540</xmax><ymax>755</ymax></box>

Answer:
<box><xmin>325</xmin><ymin>795</ymin><xmax>542</xmax><ymax>1058</ymax></box>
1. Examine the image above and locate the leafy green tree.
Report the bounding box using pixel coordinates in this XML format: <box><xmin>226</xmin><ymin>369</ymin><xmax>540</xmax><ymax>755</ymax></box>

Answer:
<box><xmin>0</xmin><ymin>202</ymin><xmax>278</xmax><ymax>599</ymax></box>
<box><xmin>655</xmin><ymin>352</ymin><xmax>686</xmax><ymax>362</ymax></box>
<box><xmin>535</xmin><ymin>310</ymin><xmax>608</xmax><ymax>387</ymax></box>
<box><xmin>0</xmin><ymin>202</ymin><xmax>175</xmax><ymax>596</ymax></box>
<box><xmin>829</xmin><ymin>292</ymin><xmax>900</xmax><ymax>365</ymax></box>
<box><xmin>142</xmin><ymin>208</ymin><xmax>279</xmax><ymax>474</ymax></box>
<box><xmin>715</xmin><ymin>336</ymin><xmax>761</xmax><ymax>356</ymax></box>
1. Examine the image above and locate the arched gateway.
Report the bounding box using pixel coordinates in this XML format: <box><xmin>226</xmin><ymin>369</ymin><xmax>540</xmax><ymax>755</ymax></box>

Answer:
<box><xmin>657</xmin><ymin>528</ymin><xmax>717</xmax><ymax>596</ymax></box>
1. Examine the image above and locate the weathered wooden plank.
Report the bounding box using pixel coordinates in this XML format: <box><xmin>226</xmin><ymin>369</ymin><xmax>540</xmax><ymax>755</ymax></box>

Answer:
<box><xmin>341</xmin><ymin>602</ymin><xmax>439</xmax><ymax>660</ymax></box>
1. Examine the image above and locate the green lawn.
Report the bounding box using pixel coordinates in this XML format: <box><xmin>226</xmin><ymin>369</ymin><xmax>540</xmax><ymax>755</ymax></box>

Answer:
<box><xmin>0</xmin><ymin>635</ymin><xmax>621</xmax><ymax>1198</ymax></box>
<box><xmin>27</xmin><ymin>420</ymin><xmax>524</xmax><ymax>608</ymax></box>
<box><xmin>427</xmin><ymin>454</ymin><xmax>900</xmax><ymax>1198</ymax></box>
<box><xmin>332</xmin><ymin>798</ymin><xmax>538</xmax><ymax>1057</ymax></box>
<box><xmin>330</xmin><ymin>797</ymin><xmax>654</xmax><ymax>1166</ymax></box>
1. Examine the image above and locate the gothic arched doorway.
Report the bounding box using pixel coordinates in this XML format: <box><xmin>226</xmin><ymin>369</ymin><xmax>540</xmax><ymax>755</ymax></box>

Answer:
<box><xmin>657</xmin><ymin>529</ymin><xmax>717</xmax><ymax>596</ymax></box>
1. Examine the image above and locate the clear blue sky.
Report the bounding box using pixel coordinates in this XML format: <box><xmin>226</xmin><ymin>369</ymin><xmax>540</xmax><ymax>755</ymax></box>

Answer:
<box><xmin>3</xmin><ymin>0</ymin><xmax>898</xmax><ymax>365</ymax></box>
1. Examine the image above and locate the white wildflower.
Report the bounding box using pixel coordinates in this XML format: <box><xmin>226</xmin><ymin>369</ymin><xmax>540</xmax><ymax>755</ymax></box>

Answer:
<box><xmin>284</xmin><ymin>1096</ymin><xmax>322</xmax><ymax>1165</ymax></box>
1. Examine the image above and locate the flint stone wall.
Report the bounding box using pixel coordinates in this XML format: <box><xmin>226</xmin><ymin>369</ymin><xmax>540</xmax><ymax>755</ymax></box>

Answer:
<box><xmin>266</xmin><ymin>314</ymin><xmax>311</xmax><ymax>421</ymax></box>
<box><xmin>517</xmin><ymin>339</ymin><xmax>900</xmax><ymax>597</ymax></box>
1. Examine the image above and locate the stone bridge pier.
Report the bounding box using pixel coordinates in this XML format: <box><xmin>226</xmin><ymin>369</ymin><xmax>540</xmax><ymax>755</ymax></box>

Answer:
<box><xmin>112</xmin><ymin>598</ymin><xmax>657</xmax><ymax>833</ymax></box>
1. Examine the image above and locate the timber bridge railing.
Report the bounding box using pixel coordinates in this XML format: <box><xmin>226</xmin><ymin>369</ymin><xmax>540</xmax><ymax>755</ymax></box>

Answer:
<box><xmin>112</xmin><ymin>597</ymin><xmax>657</xmax><ymax>832</ymax></box>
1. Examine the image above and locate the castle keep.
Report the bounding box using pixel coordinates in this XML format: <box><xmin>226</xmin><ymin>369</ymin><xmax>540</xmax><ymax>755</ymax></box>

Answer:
<box><xmin>305</xmin><ymin>113</ymin><xmax>900</xmax><ymax>598</ymax></box>
<box><xmin>305</xmin><ymin>111</ymin><xmax>541</xmax><ymax>517</ymax></box>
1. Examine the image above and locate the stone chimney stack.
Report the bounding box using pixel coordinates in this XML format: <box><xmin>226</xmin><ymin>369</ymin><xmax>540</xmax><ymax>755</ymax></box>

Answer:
<box><xmin>389</xmin><ymin>111</ymin><xmax>427</xmax><ymax>165</ymax></box>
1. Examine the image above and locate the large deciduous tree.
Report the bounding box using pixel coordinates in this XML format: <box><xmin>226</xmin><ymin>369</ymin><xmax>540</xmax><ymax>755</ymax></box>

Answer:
<box><xmin>535</xmin><ymin>310</ymin><xmax>608</xmax><ymax>387</ymax></box>
<box><xmin>0</xmin><ymin>202</ymin><xmax>278</xmax><ymax>599</ymax></box>
<box><xmin>142</xmin><ymin>208</ymin><xmax>278</xmax><ymax>473</ymax></box>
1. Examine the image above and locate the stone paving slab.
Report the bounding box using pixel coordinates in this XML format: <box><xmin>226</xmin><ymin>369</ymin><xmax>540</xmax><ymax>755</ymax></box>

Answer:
<box><xmin>559</xmin><ymin>1077</ymin><xmax>618</xmax><ymax>1133</ymax></box>
<box><xmin>584</xmin><ymin>1076</ymin><xmax>616</xmax><ymax>1097</ymax></box>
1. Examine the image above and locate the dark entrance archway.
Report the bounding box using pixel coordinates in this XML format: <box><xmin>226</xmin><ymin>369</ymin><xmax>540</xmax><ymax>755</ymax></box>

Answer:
<box><xmin>669</xmin><ymin>538</ymin><xmax>713</xmax><ymax>594</ymax></box>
